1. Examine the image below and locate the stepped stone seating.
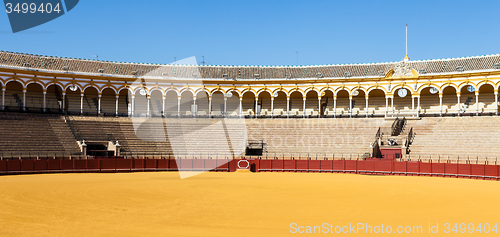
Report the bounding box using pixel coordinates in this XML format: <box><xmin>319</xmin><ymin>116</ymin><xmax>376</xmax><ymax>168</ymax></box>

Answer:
<box><xmin>246</xmin><ymin>118</ymin><xmax>390</xmax><ymax>157</ymax></box>
<box><xmin>407</xmin><ymin>117</ymin><xmax>500</xmax><ymax>161</ymax></box>
<box><xmin>0</xmin><ymin>113</ymin><xmax>80</xmax><ymax>157</ymax></box>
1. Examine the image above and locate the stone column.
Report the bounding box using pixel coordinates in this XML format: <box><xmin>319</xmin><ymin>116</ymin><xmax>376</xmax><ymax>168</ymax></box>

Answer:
<box><xmin>177</xmin><ymin>96</ymin><xmax>181</xmax><ymax>117</ymax></box>
<box><xmin>239</xmin><ymin>97</ymin><xmax>243</xmax><ymax>118</ymax></box>
<box><xmin>439</xmin><ymin>93</ymin><xmax>443</xmax><ymax>116</ymax></box>
<box><xmin>208</xmin><ymin>96</ymin><xmax>212</xmax><ymax>117</ymax></box>
<box><xmin>224</xmin><ymin>97</ymin><xmax>227</xmax><ymax>117</ymax></box>
<box><xmin>255</xmin><ymin>97</ymin><xmax>258</xmax><ymax>118</ymax></box>
<box><xmin>457</xmin><ymin>92</ymin><xmax>461</xmax><ymax>116</ymax></box>
<box><xmin>365</xmin><ymin>95</ymin><xmax>369</xmax><ymax>118</ymax></box>
<box><xmin>271</xmin><ymin>97</ymin><xmax>274</xmax><ymax>117</ymax></box>
<box><xmin>286</xmin><ymin>96</ymin><xmax>290</xmax><ymax>118</ymax></box>
<box><xmin>62</xmin><ymin>92</ymin><xmax>66</xmax><ymax>113</ymax></box>
<box><xmin>349</xmin><ymin>96</ymin><xmax>353</xmax><ymax>118</ymax></box>
<box><xmin>98</xmin><ymin>93</ymin><xmax>102</xmax><ymax>115</ymax></box>
<box><xmin>193</xmin><ymin>96</ymin><xmax>197</xmax><ymax>117</ymax></box>
<box><xmin>162</xmin><ymin>95</ymin><xmax>166</xmax><ymax>117</ymax></box>
<box><xmin>146</xmin><ymin>95</ymin><xmax>150</xmax><ymax>117</ymax></box>
<box><xmin>44</xmin><ymin>91</ymin><xmax>48</xmax><ymax>112</ymax></box>
<box><xmin>131</xmin><ymin>94</ymin><xmax>135</xmax><ymax>116</ymax></box>
<box><xmin>318</xmin><ymin>96</ymin><xmax>321</xmax><ymax>118</ymax></box>
<box><xmin>475</xmin><ymin>92</ymin><xmax>479</xmax><ymax>116</ymax></box>
<box><xmin>115</xmin><ymin>94</ymin><xmax>119</xmax><ymax>116</ymax></box>
<box><xmin>1</xmin><ymin>86</ymin><xmax>5</xmax><ymax>110</ymax></box>
<box><xmin>333</xmin><ymin>96</ymin><xmax>337</xmax><ymax>118</ymax></box>
<box><xmin>302</xmin><ymin>96</ymin><xmax>306</xmax><ymax>118</ymax></box>
<box><xmin>22</xmin><ymin>88</ymin><xmax>26</xmax><ymax>111</ymax></box>
<box><xmin>495</xmin><ymin>91</ymin><xmax>498</xmax><ymax>115</ymax></box>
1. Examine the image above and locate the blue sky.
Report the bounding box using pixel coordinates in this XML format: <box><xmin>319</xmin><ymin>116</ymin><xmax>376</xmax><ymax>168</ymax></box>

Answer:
<box><xmin>0</xmin><ymin>0</ymin><xmax>499</xmax><ymax>66</ymax></box>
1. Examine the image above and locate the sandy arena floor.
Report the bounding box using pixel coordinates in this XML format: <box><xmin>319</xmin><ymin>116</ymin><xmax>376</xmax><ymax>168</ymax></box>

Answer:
<box><xmin>0</xmin><ymin>172</ymin><xmax>499</xmax><ymax>236</ymax></box>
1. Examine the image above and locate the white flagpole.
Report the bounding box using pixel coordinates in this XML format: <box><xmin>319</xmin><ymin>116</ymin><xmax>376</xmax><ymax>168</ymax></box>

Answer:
<box><xmin>406</xmin><ymin>24</ymin><xmax>408</xmax><ymax>56</ymax></box>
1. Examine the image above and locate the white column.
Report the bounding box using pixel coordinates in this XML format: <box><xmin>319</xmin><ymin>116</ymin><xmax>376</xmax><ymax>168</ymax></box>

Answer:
<box><xmin>365</xmin><ymin>95</ymin><xmax>369</xmax><ymax>118</ymax></box>
<box><xmin>271</xmin><ymin>97</ymin><xmax>274</xmax><ymax>117</ymax></box>
<box><xmin>98</xmin><ymin>94</ymin><xmax>102</xmax><ymax>115</ymax></box>
<box><xmin>162</xmin><ymin>95</ymin><xmax>166</xmax><ymax>117</ymax></box>
<box><xmin>475</xmin><ymin>92</ymin><xmax>479</xmax><ymax>116</ymax></box>
<box><xmin>131</xmin><ymin>94</ymin><xmax>135</xmax><ymax>116</ymax></box>
<box><xmin>439</xmin><ymin>93</ymin><xmax>443</xmax><ymax>116</ymax></box>
<box><xmin>177</xmin><ymin>96</ymin><xmax>181</xmax><ymax>117</ymax></box>
<box><xmin>318</xmin><ymin>97</ymin><xmax>321</xmax><ymax>118</ymax></box>
<box><xmin>147</xmin><ymin>95</ymin><xmax>150</xmax><ymax>117</ymax></box>
<box><xmin>62</xmin><ymin>92</ymin><xmax>65</xmax><ymax>112</ymax></box>
<box><xmin>79</xmin><ymin>93</ymin><xmax>83</xmax><ymax>114</ymax></box>
<box><xmin>255</xmin><ymin>97</ymin><xmax>258</xmax><ymax>117</ymax></box>
<box><xmin>1</xmin><ymin>87</ymin><xmax>5</xmax><ymax>110</ymax></box>
<box><xmin>349</xmin><ymin>96</ymin><xmax>352</xmax><ymax>118</ymax></box>
<box><xmin>208</xmin><ymin>96</ymin><xmax>212</xmax><ymax>117</ymax></box>
<box><xmin>224</xmin><ymin>97</ymin><xmax>227</xmax><ymax>117</ymax></box>
<box><xmin>22</xmin><ymin>88</ymin><xmax>26</xmax><ymax>111</ymax></box>
<box><xmin>115</xmin><ymin>95</ymin><xmax>119</xmax><ymax>116</ymax></box>
<box><xmin>302</xmin><ymin>97</ymin><xmax>306</xmax><ymax>118</ymax></box>
<box><xmin>286</xmin><ymin>96</ymin><xmax>290</xmax><ymax>118</ymax></box>
<box><xmin>495</xmin><ymin>91</ymin><xmax>498</xmax><ymax>115</ymax></box>
<box><xmin>193</xmin><ymin>96</ymin><xmax>197</xmax><ymax>117</ymax></box>
<box><xmin>457</xmin><ymin>93</ymin><xmax>461</xmax><ymax>115</ymax></box>
<box><xmin>239</xmin><ymin>97</ymin><xmax>243</xmax><ymax>118</ymax></box>
<box><xmin>333</xmin><ymin>96</ymin><xmax>337</xmax><ymax>118</ymax></box>
<box><xmin>44</xmin><ymin>91</ymin><xmax>47</xmax><ymax>112</ymax></box>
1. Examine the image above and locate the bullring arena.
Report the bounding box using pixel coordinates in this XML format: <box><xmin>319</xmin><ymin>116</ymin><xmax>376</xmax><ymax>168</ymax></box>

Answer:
<box><xmin>1</xmin><ymin>51</ymin><xmax>500</xmax><ymax>236</ymax></box>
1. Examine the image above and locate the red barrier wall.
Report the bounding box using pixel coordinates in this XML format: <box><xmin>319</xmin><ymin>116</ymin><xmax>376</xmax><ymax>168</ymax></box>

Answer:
<box><xmin>431</xmin><ymin>163</ymin><xmax>445</xmax><ymax>175</ymax></box>
<box><xmin>485</xmin><ymin>165</ymin><xmax>498</xmax><ymax>177</ymax></box>
<box><xmin>156</xmin><ymin>159</ymin><xmax>168</xmax><ymax>170</ymax></box>
<box><xmin>7</xmin><ymin>159</ymin><xmax>21</xmax><ymax>172</ymax></box>
<box><xmin>284</xmin><ymin>160</ymin><xmax>295</xmax><ymax>170</ymax></box>
<box><xmin>332</xmin><ymin>160</ymin><xmax>344</xmax><ymax>171</ymax></box>
<box><xmin>345</xmin><ymin>160</ymin><xmax>356</xmax><ymax>171</ymax></box>
<box><xmin>308</xmin><ymin>160</ymin><xmax>321</xmax><ymax>171</ymax></box>
<box><xmin>471</xmin><ymin>165</ymin><xmax>485</xmax><ymax>176</ymax></box>
<box><xmin>271</xmin><ymin>160</ymin><xmax>284</xmax><ymax>170</ymax></box>
<box><xmin>320</xmin><ymin>160</ymin><xmax>332</xmax><ymax>171</ymax></box>
<box><xmin>21</xmin><ymin>160</ymin><xmax>34</xmax><ymax>172</ymax></box>
<box><xmin>259</xmin><ymin>160</ymin><xmax>271</xmax><ymax>171</ymax></box>
<box><xmin>116</xmin><ymin>159</ymin><xmax>132</xmax><ymax>171</ymax></box>
<box><xmin>458</xmin><ymin>164</ymin><xmax>471</xmax><ymax>176</ymax></box>
<box><xmin>47</xmin><ymin>159</ymin><xmax>61</xmax><ymax>171</ymax></box>
<box><xmin>133</xmin><ymin>159</ymin><xmax>144</xmax><ymax>170</ymax></box>
<box><xmin>420</xmin><ymin>162</ymin><xmax>432</xmax><ymax>175</ymax></box>
<box><xmin>74</xmin><ymin>159</ymin><xmax>86</xmax><ymax>171</ymax></box>
<box><xmin>61</xmin><ymin>160</ymin><xmax>74</xmax><ymax>171</ymax></box>
<box><xmin>296</xmin><ymin>160</ymin><xmax>308</xmax><ymax>171</ymax></box>
<box><xmin>144</xmin><ymin>159</ymin><xmax>156</xmax><ymax>170</ymax></box>
<box><xmin>0</xmin><ymin>160</ymin><xmax>7</xmax><ymax>172</ymax></box>
<box><xmin>192</xmin><ymin>159</ymin><xmax>204</xmax><ymax>170</ymax></box>
<box><xmin>100</xmin><ymin>159</ymin><xmax>115</xmax><ymax>171</ymax></box>
<box><xmin>34</xmin><ymin>160</ymin><xmax>47</xmax><ymax>171</ymax></box>
<box><xmin>0</xmin><ymin>158</ymin><xmax>499</xmax><ymax>181</ymax></box>
<box><xmin>216</xmin><ymin>159</ymin><xmax>229</xmax><ymax>171</ymax></box>
<box><xmin>445</xmin><ymin>163</ymin><xmax>457</xmax><ymax>176</ymax></box>
<box><xmin>167</xmin><ymin>159</ymin><xmax>177</xmax><ymax>170</ymax></box>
